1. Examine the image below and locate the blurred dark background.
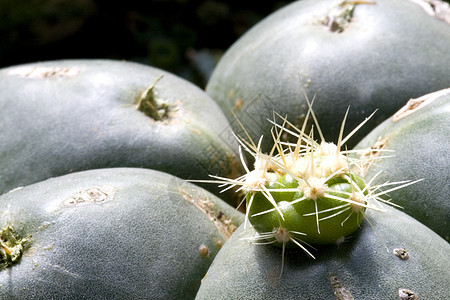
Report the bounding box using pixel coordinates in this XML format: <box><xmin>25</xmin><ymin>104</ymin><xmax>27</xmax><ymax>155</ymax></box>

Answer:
<box><xmin>0</xmin><ymin>0</ymin><xmax>292</xmax><ymax>88</ymax></box>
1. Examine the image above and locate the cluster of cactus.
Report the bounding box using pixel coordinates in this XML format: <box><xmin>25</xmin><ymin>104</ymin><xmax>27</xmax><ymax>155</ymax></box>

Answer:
<box><xmin>1</xmin><ymin>0</ymin><xmax>450</xmax><ymax>298</ymax></box>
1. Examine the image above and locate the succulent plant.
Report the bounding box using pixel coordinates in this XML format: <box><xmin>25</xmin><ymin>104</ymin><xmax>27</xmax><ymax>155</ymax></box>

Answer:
<box><xmin>0</xmin><ymin>59</ymin><xmax>242</xmax><ymax>204</ymax></box>
<box><xmin>206</xmin><ymin>0</ymin><xmax>450</xmax><ymax>151</ymax></box>
<box><xmin>355</xmin><ymin>88</ymin><xmax>450</xmax><ymax>241</ymax></box>
<box><xmin>196</xmin><ymin>206</ymin><xmax>450</xmax><ymax>299</ymax></box>
<box><xmin>0</xmin><ymin>168</ymin><xmax>243</xmax><ymax>299</ymax></box>
<box><xmin>200</xmin><ymin>96</ymin><xmax>420</xmax><ymax>276</ymax></box>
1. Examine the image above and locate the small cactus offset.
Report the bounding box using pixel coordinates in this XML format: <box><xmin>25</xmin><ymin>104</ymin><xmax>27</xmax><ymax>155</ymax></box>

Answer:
<box><xmin>202</xmin><ymin>97</ymin><xmax>420</xmax><ymax>275</ymax></box>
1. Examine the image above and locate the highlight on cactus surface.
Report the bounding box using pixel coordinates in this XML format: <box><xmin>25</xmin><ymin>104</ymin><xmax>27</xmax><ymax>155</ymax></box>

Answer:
<box><xmin>195</xmin><ymin>93</ymin><xmax>421</xmax><ymax>276</ymax></box>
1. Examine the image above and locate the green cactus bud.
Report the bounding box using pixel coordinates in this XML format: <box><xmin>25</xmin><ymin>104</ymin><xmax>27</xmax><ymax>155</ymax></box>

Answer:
<box><xmin>199</xmin><ymin>95</ymin><xmax>420</xmax><ymax>276</ymax></box>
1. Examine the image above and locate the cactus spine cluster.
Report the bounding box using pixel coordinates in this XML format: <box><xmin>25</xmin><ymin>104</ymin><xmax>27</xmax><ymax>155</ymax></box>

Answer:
<box><xmin>203</xmin><ymin>97</ymin><xmax>420</xmax><ymax>275</ymax></box>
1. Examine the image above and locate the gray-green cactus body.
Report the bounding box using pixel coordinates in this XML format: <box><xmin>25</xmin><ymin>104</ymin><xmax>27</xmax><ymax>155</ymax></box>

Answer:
<box><xmin>0</xmin><ymin>59</ymin><xmax>241</xmax><ymax>204</ymax></box>
<box><xmin>0</xmin><ymin>168</ymin><xmax>243</xmax><ymax>299</ymax></box>
<box><xmin>206</xmin><ymin>0</ymin><xmax>450</xmax><ymax>151</ymax></box>
<box><xmin>196</xmin><ymin>205</ymin><xmax>450</xmax><ymax>299</ymax></box>
<box><xmin>355</xmin><ymin>88</ymin><xmax>450</xmax><ymax>241</ymax></box>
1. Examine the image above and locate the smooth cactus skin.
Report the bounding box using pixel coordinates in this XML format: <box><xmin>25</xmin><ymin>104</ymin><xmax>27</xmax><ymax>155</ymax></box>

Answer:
<box><xmin>0</xmin><ymin>59</ymin><xmax>241</xmax><ymax>204</ymax></box>
<box><xmin>0</xmin><ymin>168</ymin><xmax>244</xmax><ymax>299</ymax></box>
<box><xmin>355</xmin><ymin>88</ymin><xmax>450</xmax><ymax>241</ymax></box>
<box><xmin>206</xmin><ymin>0</ymin><xmax>450</xmax><ymax>151</ymax></box>
<box><xmin>195</xmin><ymin>206</ymin><xmax>450</xmax><ymax>299</ymax></box>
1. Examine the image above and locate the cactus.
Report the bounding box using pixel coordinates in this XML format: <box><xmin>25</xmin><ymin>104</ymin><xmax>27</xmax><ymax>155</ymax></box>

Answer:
<box><xmin>0</xmin><ymin>168</ymin><xmax>244</xmax><ymax>299</ymax></box>
<box><xmin>355</xmin><ymin>88</ymin><xmax>450</xmax><ymax>241</ymax></box>
<box><xmin>195</xmin><ymin>206</ymin><xmax>450</xmax><ymax>299</ymax></box>
<box><xmin>206</xmin><ymin>0</ymin><xmax>450</xmax><ymax>151</ymax></box>
<box><xmin>201</xmin><ymin>96</ymin><xmax>420</xmax><ymax>276</ymax></box>
<box><xmin>0</xmin><ymin>59</ymin><xmax>242</xmax><ymax>204</ymax></box>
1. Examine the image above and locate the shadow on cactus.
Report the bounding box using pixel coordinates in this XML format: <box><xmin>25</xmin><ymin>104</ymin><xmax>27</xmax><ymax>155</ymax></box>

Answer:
<box><xmin>195</xmin><ymin>92</ymin><xmax>422</xmax><ymax>277</ymax></box>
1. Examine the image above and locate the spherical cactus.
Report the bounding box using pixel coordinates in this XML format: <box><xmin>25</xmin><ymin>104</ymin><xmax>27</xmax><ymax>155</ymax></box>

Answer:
<box><xmin>355</xmin><ymin>88</ymin><xmax>450</xmax><ymax>241</ymax></box>
<box><xmin>205</xmin><ymin>99</ymin><xmax>417</xmax><ymax>268</ymax></box>
<box><xmin>195</xmin><ymin>205</ymin><xmax>450</xmax><ymax>299</ymax></box>
<box><xmin>0</xmin><ymin>168</ymin><xmax>244</xmax><ymax>299</ymax></box>
<box><xmin>206</xmin><ymin>0</ymin><xmax>450</xmax><ymax>151</ymax></box>
<box><xmin>0</xmin><ymin>59</ymin><xmax>241</xmax><ymax>204</ymax></box>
